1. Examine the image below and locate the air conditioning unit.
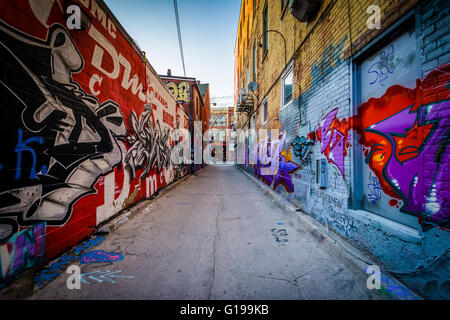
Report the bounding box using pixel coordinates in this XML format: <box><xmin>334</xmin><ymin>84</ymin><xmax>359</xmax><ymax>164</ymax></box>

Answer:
<box><xmin>290</xmin><ymin>0</ymin><xmax>322</xmax><ymax>22</ymax></box>
<box><xmin>238</xmin><ymin>88</ymin><xmax>247</xmax><ymax>105</ymax></box>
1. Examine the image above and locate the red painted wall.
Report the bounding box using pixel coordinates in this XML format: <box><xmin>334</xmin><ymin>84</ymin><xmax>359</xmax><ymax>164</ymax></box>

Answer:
<box><xmin>0</xmin><ymin>0</ymin><xmax>190</xmax><ymax>285</ymax></box>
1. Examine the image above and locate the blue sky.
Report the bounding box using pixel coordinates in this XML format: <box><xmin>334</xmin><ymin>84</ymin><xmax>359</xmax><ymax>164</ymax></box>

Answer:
<box><xmin>105</xmin><ymin>0</ymin><xmax>241</xmax><ymax>98</ymax></box>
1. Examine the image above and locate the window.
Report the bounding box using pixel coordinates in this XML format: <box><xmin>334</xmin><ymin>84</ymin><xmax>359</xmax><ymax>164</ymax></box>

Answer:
<box><xmin>262</xmin><ymin>2</ymin><xmax>268</xmax><ymax>53</ymax></box>
<box><xmin>253</xmin><ymin>42</ymin><xmax>257</xmax><ymax>81</ymax></box>
<box><xmin>281</xmin><ymin>63</ymin><xmax>293</xmax><ymax>108</ymax></box>
<box><xmin>213</xmin><ymin>115</ymin><xmax>220</xmax><ymax>126</ymax></box>
<box><xmin>196</xmin><ymin>98</ymin><xmax>200</xmax><ymax>119</ymax></box>
<box><xmin>262</xmin><ymin>98</ymin><xmax>268</xmax><ymax>124</ymax></box>
<box><xmin>247</xmin><ymin>65</ymin><xmax>250</xmax><ymax>90</ymax></box>
<box><xmin>239</xmin><ymin>23</ymin><xmax>242</xmax><ymax>45</ymax></box>
<box><xmin>247</xmin><ymin>18</ymin><xmax>249</xmax><ymax>46</ymax></box>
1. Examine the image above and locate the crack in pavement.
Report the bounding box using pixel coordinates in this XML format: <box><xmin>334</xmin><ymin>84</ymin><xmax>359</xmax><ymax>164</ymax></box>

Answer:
<box><xmin>230</xmin><ymin>269</ymin><xmax>314</xmax><ymax>299</ymax></box>
<box><xmin>207</xmin><ymin>193</ymin><xmax>222</xmax><ymax>300</ymax></box>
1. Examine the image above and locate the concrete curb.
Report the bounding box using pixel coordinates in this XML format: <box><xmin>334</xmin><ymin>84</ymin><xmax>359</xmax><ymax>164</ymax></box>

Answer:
<box><xmin>236</xmin><ymin>165</ymin><xmax>422</xmax><ymax>300</ymax></box>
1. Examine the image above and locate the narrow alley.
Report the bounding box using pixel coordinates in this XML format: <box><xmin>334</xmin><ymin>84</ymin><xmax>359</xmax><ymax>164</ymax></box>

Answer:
<box><xmin>1</xmin><ymin>0</ymin><xmax>448</xmax><ymax>306</ymax></box>
<box><xmin>30</xmin><ymin>166</ymin><xmax>379</xmax><ymax>300</ymax></box>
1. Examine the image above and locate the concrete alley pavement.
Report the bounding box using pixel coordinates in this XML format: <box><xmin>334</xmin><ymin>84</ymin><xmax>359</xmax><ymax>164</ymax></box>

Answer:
<box><xmin>30</xmin><ymin>166</ymin><xmax>381</xmax><ymax>300</ymax></box>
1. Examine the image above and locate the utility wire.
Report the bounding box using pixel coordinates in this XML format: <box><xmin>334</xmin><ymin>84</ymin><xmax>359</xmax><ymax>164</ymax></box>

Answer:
<box><xmin>173</xmin><ymin>0</ymin><xmax>186</xmax><ymax>77</ymax></box>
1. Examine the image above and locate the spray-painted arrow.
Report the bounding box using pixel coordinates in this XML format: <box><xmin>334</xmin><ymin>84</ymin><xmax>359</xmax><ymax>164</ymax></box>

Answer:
<box><xmin>80</xmin><ymin>270</ymin><xmax>134</xmax><ymax>284</ymax></box>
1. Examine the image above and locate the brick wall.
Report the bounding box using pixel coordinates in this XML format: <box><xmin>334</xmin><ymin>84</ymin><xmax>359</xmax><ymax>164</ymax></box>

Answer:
<box><xmin>235</xmin><ymin>0</ymin><xmax>450</xmax><ymax>299</ymax></box>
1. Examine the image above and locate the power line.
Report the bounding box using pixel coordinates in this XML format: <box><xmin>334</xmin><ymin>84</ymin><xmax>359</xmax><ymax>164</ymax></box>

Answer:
<box><xmin>173</xmin><ymin>0</ymin><xmax>186</xmax><ymax>77</ymax></box>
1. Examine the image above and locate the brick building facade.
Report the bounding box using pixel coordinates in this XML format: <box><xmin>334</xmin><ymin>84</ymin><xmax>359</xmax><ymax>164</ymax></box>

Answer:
<box><xmin>234</xmin><ymin>0</ymin><xmax>450</xmax><ymax>299</ymax></box>
<box><xmin>160</xmin><ymin>72</ymin><xmax>211</xmax><ymax>171</ymax></box>
<box><xmin>210</xmin><ymin>106</ymin><xmax>235</xmax><ymax>162</ymax></box>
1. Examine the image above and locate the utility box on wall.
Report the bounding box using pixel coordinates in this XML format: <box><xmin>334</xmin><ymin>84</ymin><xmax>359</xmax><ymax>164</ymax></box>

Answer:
<box><xmin>320</xmin><ymin>158</ymin><xmax>327</xmax><ymax>188</ymax></box>
<box><xmin>315</xmin><ymin>158</ymin><xmax>327</xmax><ymax>188</ymax></box>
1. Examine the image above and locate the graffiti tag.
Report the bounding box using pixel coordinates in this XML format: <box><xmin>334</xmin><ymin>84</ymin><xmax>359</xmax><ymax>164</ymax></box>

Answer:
<box><xmin>80</xmin><ymin>250</ymin><xmax>124</xmax><ymax>264</ymax></box>
<box><xmin>367</xmin><ymin>174</ymin><xmax>382</xmax><ymax>204</ymax></box>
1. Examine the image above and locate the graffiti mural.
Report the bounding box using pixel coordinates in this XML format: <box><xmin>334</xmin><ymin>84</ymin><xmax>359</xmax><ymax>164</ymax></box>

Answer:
<box><xmin>305</xmin><ymin>64</ymin><xmax>450</xmax><ymax>229</ymax></box>
<box><xmin>0</xmin><ymin>22</ymin><xmax>126</xmax><ymax>238</ymax></box>
<box><xmin>0</xmin><ymin>222</ymin><xmax>45</xmax><ymax>285</ymax></box>
<box><xmin>354</xmin><ymin>64</ymin><xmax>450</xmax><ymax>229</ymax></box>
<box><xmin>0</xmin><ymin>0</ymin><xmax>191</xmax><ymax>286</ymax></box>
<box><xmin>310</xmin><ymin>35</ymin><xmax>348</xmax><ymax>86</ymax></box>
<box><xmin>125</xmin><ymin>110</ymin><xmax>172</xmax><ymax>181</ymax></box>
<box><xmin>312</xmin><ymin>108</ymin><xmax>351</xmax><ymax>177</ymax></box>
<box><xmin>34</xmin><ymin>235</ymin><xmax>106</xmax><ymax>287</ymax></box>
<box><xmin>250</xmin><ymin>132</ymin><xmax>300</xmax><ymax>193</ymax></box>
<box><xmin>166</xmin><ymin>81</ymin><xmax>191</xmax><ymax>103</ymax></box>
<box><xmin>243</xmin><ymin>64</ymin><xmax>449</xmax><ymax>231</ymax></box>
<box><xmin>291</xmin><ymin>136</ymin><xmax>313</xmax><ymax>167</ymax></box>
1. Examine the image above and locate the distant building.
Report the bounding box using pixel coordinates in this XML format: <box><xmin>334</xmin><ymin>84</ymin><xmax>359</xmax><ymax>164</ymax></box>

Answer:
<box><xmin>209</xmin><ymin>105</ymin><xmax>235</xmax><ymax>163</ymax></box>
<box><xmin>160</xmin><ymin>70</ymin><xmax>208</xmax><ymax>125</ymax></box>
<box><xmin>211</xmin><ymin>95</ymin><xmax>234</xmax><ymax>110</ymax></box>
<box><xmin>160</xmin><ymin>70</ymin><xmax>211</xmax><ymax>171</ymax></box>
<box><xmin>198</xmin><ymin>83</ymin><xmax>211</xmax><ymax>134</ymax></box>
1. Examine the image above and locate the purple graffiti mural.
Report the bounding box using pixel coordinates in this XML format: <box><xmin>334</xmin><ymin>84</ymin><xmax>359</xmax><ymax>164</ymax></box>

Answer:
<box><xmin>315</xmin><ymin>108</ymin><xmax>351</xmax><ymax>177</ymax></box>
<box><xmin>254</xmin><ymin>153</ymin><xmax>300</xmax><ymax>193</ymax></box>
<box><xmin>366</xmin><ymin>100</ymin><xmax>450</xmax><ymax>224</ymax></box>
<box><xmin>251</xmin><ymin>133</ymin><xmax>300</xmax><ymax>193</ymax></box>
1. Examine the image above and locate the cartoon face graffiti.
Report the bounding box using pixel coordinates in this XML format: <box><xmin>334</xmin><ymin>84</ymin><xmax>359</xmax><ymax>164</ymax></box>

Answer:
<box><xmin>355</xmin><ymin>62</ymin><xmax>450</xmax><ymax>229</ymax></box>
<box><xmin>365</xmin><ymin>100</ymin><xmax>450</xmax><ymax>225</ymax></box>
<box><xmin>291</xmin><ymin>136</ymin><xmax>313</xmax><ymax>167</ymax></box>
<box><xmin>0</xmin><ymin>21</ymin><xmax>126</xmax><ymax>241</ymax></box>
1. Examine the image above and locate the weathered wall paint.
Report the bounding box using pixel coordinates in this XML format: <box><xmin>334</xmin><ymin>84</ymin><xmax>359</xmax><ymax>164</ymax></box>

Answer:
<box><xmin>0</xmin><ymin>0</ymin><xmax>190</xmax><ymax>286</ymax></box>
<box><xmin>236</xmin><ymin>0</ymin><xmax>450</xmax><ymax>299</ymax></box>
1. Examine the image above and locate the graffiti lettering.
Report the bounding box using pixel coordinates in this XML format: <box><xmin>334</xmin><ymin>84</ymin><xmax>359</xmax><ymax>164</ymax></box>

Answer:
<box><xmin>14</xmin><ymin>129</ymin><xmax>46</xmax><ymax>180</ymax></box>
<box><xmin>34</xmin><ymin>236</ymin><xmax>106</xmax><ymax>287</ymax></box>
<box><xmin>270</xmin><ymin>228</ymin><xmax>288</xmax><ymax>243</ymax></box>
<box><xmin>80</xmin><ymin>250</ymin><xmax>124</xmax><ymax>264</ymax></box>
<box><xmin>368</xmin><ymin>45</ymin><xmax>394</xmax><ymax>86</ymax></box>
<box><xmin>367</xmin><ymin>173</ymin><xmax>382</xmax><ymax>205</ymax></box>
<box><xmin>125</xmin><ymin>110</ymin><xmax>172</xmax><ymax>181</ymax></box>
<box><xmin>311</xmin><ymin>36</ymin><xmax>347</xmax><ymax>86</ymax></box>
<box><xmin>163</xmin><ymin>110</ymin><xmax>175</xmax><ymax>128</ymax></box>
<box><xmin>0</xmin><ymin>222</ymin><xmax>45</xmax><ymax>284</ymax></box>
<box><xmin>250</xmin><ymin>132</ymin><xmax>300</xmax><ymax>193</ymax></box>
<box><xmin>314</xmin><ymin>108</ymin><xmax>350</xmax><ymax>177</ymax></box>
<box><xmin>166</xmin><ymin>81</ymin><xmax>191</xmax><ymax>103</ymax></box>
